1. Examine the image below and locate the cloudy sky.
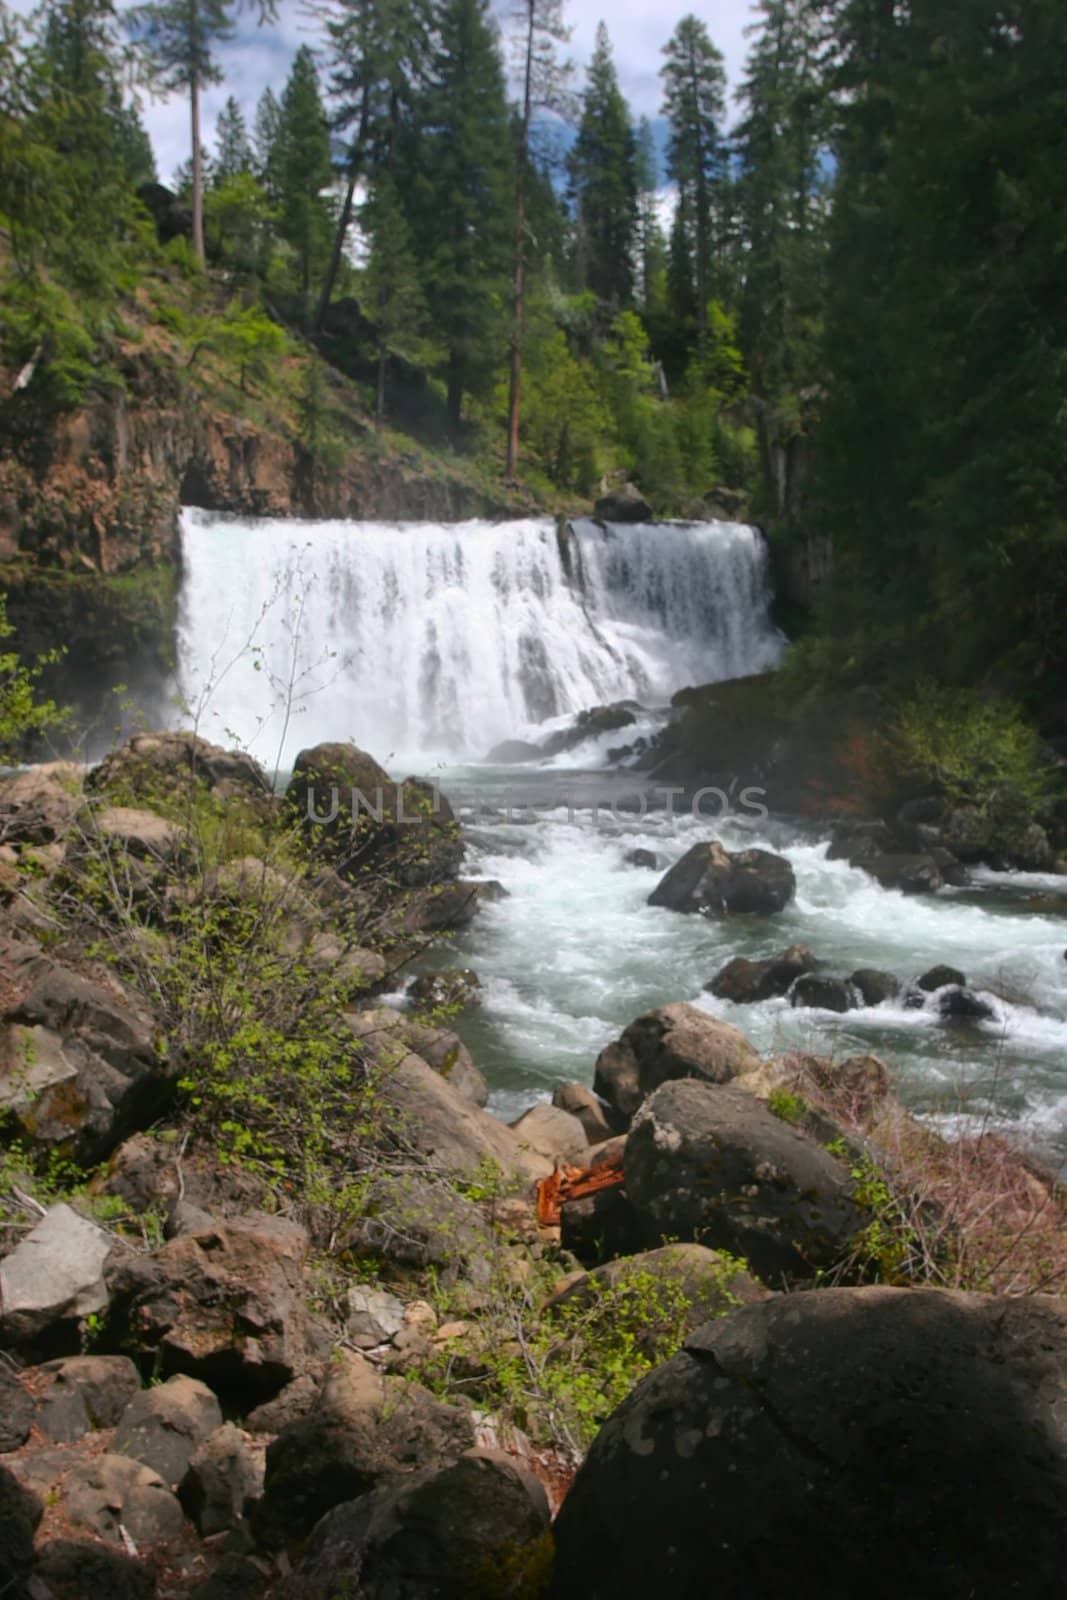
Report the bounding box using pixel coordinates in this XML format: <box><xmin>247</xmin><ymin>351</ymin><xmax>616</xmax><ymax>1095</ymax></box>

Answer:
<box><xmin>96</xmin><ymin>0</ymin><xmax>759</xmax><ymax>184</ymax></box>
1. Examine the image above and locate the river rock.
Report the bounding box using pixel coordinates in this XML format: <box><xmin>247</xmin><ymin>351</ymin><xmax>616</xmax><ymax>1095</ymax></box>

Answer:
<box><xmin>510</xmin><ymin>1103</ymin><xmax>589</xmax><ymax>1166</ymax></box>
<box><xmin>0</xmin><ymin>1370</ymin><xmax>34</xmax><ymax>1453</ymax></box>
<box><xmin>938</xmin><ymin>986</ymin><xmax>996</xmax><ymax>1021</ymax></box>
<box><xmin>346</xmin><ymin>1285</ymin><xmax>406</xmax><ymax>1349</ymax></box>
<box><xmin>254</xmin><ymin>1352</ymin><xmax>476</xmax><ymax>1548</ymax></box>
<box><xmin>287</xmin><ymin>742</ymin><xmax>464</xmax><ymax>887</ymax></box>
<box><xmin>593</xmin><ymin>1003</ymin><xmax>760</xmax><ymax>1127</ymax></box>
<box><xmin>624</xmin><ymin>1079</ymin><xmax>864</xmax><ymax>1283</ymax></box>
<box><xmin>0</xmin><ymin>761</ymin><xmax>83</xmax><ymax>844</ymax></box>
<box><xmin>858</xmin><ymin>853</ymin><xmax>945</xmax><ymax>893</ymax></box>
<box><xmin>88</xmin><ymin>731</ymin><xmax>269</xmax><ymax>802</ymax></box>
<box><xmin>104</xmin><ymin>1215</ymin><xmax>318</xmax><ymax>1402</ymax></box>
<box><xmin>64</xmin><ymin>1452</ymin><xmax>185</xmax><ymax>1548</ymax></box>
<box><xmin>706</xmin><ymin>944</ymin><xmax>817</xmax><ymax>1003</ymax></box>
<box><xmin>181</xmin><ymin>1422</ymin><xmax>265</xmax><ymax>1536</ymax></box>
<box><xmin>407</xmin><ymin>968</ymin><xmax>482</xmax><ymax>1013</ymax></box>
<box><xmin>371</xmin><ymin>1047</ymin><xmax>549</xmax><ymax>1182</ymax></box>
<box><xmin>2</xmin><ymin>956</ymin><xmax>169</xmax><ymax>1164</ymax></box>
<box><xmin>918</xmin><ymin>964</ymin><xmax>967</xmax><ymax>991</ymax></box>
<box><xmin>790</xmin><ymin>973</ymin><xmax>860</xmax><ymax>1013</ymax></box>
<box><xmin>594</xmin><ymin>483</ymin><xmax>653</xmax><ymax>523</ymax></box>
<box><xmin>0</xmin><ymin>1463</ymin><xmax>42</xmax><ymax>1592</ymax></box>
<box><xmin>623</xmin><ymin>847</ymin><xmax>659</xmax><ymax>869</ymax></box>
<box><xmin>346</xmin><ymin>1006</ymin><xmax>489</xmax><ymax>1107</ymax></box>
<box><xmin>560</xmin><ymin>1181</ymin><xmax>640</xmax><ymax>1267</ymax></box>
<box><xmin>826</xmin><ymin>818</ymin><xmax>897</xmax><ymax>862</ymax></box>
<box><xmin>649</xmin><ymin>841</ymin><xmax>796</xmax><ymax>917</ymax></box>
<box><xmin>91</xmin><ymin>805</ymin><xmax>187</xmax><ymax>862</ymax></box>
<box><xmin>550</xmin><ymin>1288</ymin><xmax>1067</xmax><ymax>1600</ymax></box>
<box><xmin>552</xmin><ymin>1082</ymin><xmax>615</xmax><ymax>1144</ymax></box>
<box><xmin>850</xmin><ymin>967</ymin><xmax>901</xmax><ymax>1006</ymax></box>
<box><xmin>0</xmin><ymin>1202</ymin><xmax>110</xmax><ymax>1350</ymax></box>
<box><xmin>35</xmin><ymin>1354</ymin><xmax>141</xmax><ymax>1442</ymax></box>
<box><xmin>278</xmin><ymin>1449</ymin><xmax>550</xmax><ymax>1600</ymax></box>
<box><xmin>113</xmin><ymin>1374</ymin><xmax>223</xmax><ymax>1488</ymax></box>
<box><xmin>32</xmin><ymin>1539</ymin><xmax>157</xmax><ymax>1600</ymax></box>
<box><xmin>485</xmin><ymin>738</ymin><xmax>545</xmax><ymax>764</ymax></box>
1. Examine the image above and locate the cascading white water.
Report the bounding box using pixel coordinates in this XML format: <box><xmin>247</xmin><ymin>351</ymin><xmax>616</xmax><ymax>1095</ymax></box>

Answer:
<box><xmin>175</xmin><ymin>510</ymin><xmax>783</xmax><ymax>766</ymax></box>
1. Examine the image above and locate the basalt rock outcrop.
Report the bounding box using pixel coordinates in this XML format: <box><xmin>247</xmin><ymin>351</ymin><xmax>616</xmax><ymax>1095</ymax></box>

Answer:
<box><xmin>649</xmin><ymin>840</ymin><xmax>796</xmax><ymax>917</ymax></box>
<box><xmin>551</xmin><ymin>1288</ymin><xmax>1067</xmax><ymax>1600</ymax></box>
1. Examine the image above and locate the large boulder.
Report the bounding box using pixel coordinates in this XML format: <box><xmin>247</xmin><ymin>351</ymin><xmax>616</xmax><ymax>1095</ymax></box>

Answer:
<box><xmin>2</xmin><ymin>955</ymin><xmax>169</xmax><ymax>1165</ymax></box>
<box><xmin>181</xmin><ymin>1422</ymin><xmax>265</xmax><ymax>1536</ymax></box>
<box><xmin>858</xmin><ymin>852</ymin><xmax>945</xmax><ymax>893</ymax></box>
<box><xmin>789</xmin><ymin>973</ymin><xmax>861</xmax><ymax>1013</ymax></box>
<box><xmin>0</xmin><ymin>1370</ymin><xmax>35</xmax><ymax>1453</ymax></box>
<box><xmin>286</xmin><ymin>742</ymin><xmax>464</xmax><ymax>887</ymax></box>
<box><xmin>551</xmin><ymin>1083</ymin><xmax>615</xmax><ymax>1145</ymax></box>
<box><xmin>850</xmin><ymin>967</ymin><xmax>902</xmax><ymax>1006</ymax></box>
<box><xmin>593</xmin><ymin>1003</ymin><xmax>760</xmax><ymax>1128</ymax></box>
<box><xmin>0</xmin><ymin>1203</ymin><xmax>110</xmax><ymax>1351</ymax></box>
<box><xmin>0</xmin><ymin>1464</ymin><xmax>42</xmax><ymax>1593</ymax></box>
<box><xmin>367</xmin><ymin>1043</ymin><xmax>550</xmax><ymax>1184</ymax></box>
<box><xmin>34</xmin><ymin>1354</ymin><xmax>141</xmax><ymax>1442</ymax></box>
<box><xmin>87</xmin><ymin>731</ymin><xmax>269</xmax><ymax>802</ymax></box>
<box><xmin>278</xmin><ymin>1449</ymin><xmax>550</xmax><ymax>1600</ymax></box>
<box><xmin>62</xmin><ymin>1452</ymin><xmax>185</xmax><ymax>1549</ymax></box>
<box><xmin>254</xmin><ymin>1352</ymin><xmax>476</xmax><ymax>1548</ymax></box>
<box><xmin>551</xmin><ymin>1288</ymin><xmax>1067</xmax><ymax>1600</ymax></box>
<box><xmin>112</xmin><ymin>1374</ymin><xmax>223</xmax><ymax>1489</ymax></box>
<box><xmin>624</xmin><ymin>1079</ymin><xmax>864</xmax><ymax>1283</ymax></box>
<box><xmin>706</xmin><ymin>944</ymin><xmax>816</xmax><ymax>1003</ymax></box>
<box><xmin>649</xmin><ymin>841</ymin><xmax>796</xmax><ymax>917</ymax></box>
<box><xmin>594</xmin><ymin>483</ymin><xmax>653</xmax><ymax>523</ymax></box>
<box><xmin>0</xmin><ymin>761</ymin><xmax>84</xmax><ymax>845</ymax></box>
<box><xmin>509</xmin><ymin>1103</ymin><xmax>589</xmax><ymax>1166</ymax></box>
<box><xmin>346</xmin><ymin>1007</ymin><xmax>488</xmax><ymax>1108</ymax></box>
<box><xmin>104</xmin><ymin>1216</ymin><xmax>319</xmax><ymax>1402</ymax></box>
<box><xmin>407</xmin><ymin>968</ymin><xmax>482</xmax><ymax>1013</ymax></box>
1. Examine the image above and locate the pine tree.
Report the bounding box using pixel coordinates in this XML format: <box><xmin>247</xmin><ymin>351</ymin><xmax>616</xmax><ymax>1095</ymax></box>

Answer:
<box><xmin>504</xmin><ymin>0</ymin><xmax>573</xmax><ymax>480</ymax></box>
<box><xmin>567</xmin><ymin>23</ymin><xmax>636</xmax><ymax>308</ymax></box>
<box><xmin>276</xmin><ymin>44</ymin><xmax>333</xmax><ymax>314</ymax></box>
<box><xmin>253</xmin><ymin>85</ymin><xmax>282</xmax><ymax>201</ymax></box>
<box><xmin>405</xmin><ymin>0</ymin><xmax>514</xmax><ymax>433</ymax></box>
<box><xmin>735</xmin><ymin>0</ymin><xmax>829</xmax><ymax>520</ymax></box>
<box><xmin>129</xmin><ymin>0</ymin><xmax>276</xmax><ymax>264</ymax></box>
<box><xmin>213</xmin><ymin>92</ymin><xmax>252</xmax><ymax>183</ymax></box>
<box><xmin>660</xmin><ymin>13</ymin><xmax>727</xmax><ymax>344</ymax></box>
<box><xmin>360</xmin><ymin>171</ymin><xmax>430</xmax><ymax>425</ymax></box>
<box><xmin>311</xmin><ymin>0</ymin><xmax>434</xmax><ymax>333</ymax></box>
<box><xmin>634</xmin><ymin>117</ymin><xmax>667</xmax><ymax>325</ymax></box>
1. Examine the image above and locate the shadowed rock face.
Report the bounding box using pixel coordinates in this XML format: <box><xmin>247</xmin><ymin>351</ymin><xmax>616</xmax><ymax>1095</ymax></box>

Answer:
<box><xmin>624</xmin><ymin>1078</ymin><xmax>864</xmax><ymax>1282</ymax></box>
<box><xmin>551</xmin><ymin>1288</ymin><xmax>1067</xmax><ymax>1600</ymax></box>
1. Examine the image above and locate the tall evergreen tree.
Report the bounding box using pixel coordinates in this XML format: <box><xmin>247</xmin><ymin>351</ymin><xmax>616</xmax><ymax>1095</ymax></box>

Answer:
<box><xmin>634</xmin><ymin>116</ymin><xmax>666</xmax><ymax>326</ymax></box>
<box><xmin>660</xmin><ymin>13</ymin><xmax>727</xmax><ymax>344</ymax></box>
<box><xmin>360</xmin><ymin>171</ymin><xmax>430</xmax><ymax>426</ymax></box>
<box><xmin>129</xmin><ymin>0</ymin><xmax>276</xmax><ymax>264</ymax></box>
<box><xmin>504</xmin><ymin>0</ymin><xmax>572</xmax><ymax>481</ymax></box>
<box><xmin>567</xmin><ymin>23</ymin><xmax>636</xmax><ymax>308</ymax></box>
<box><xmin>213</xmin><ymin>92</ymin><xmax>252</xmax><ymax>183</ymax></box>
<box><xmin>311</xmin><ymin>0</ymin><xmax>433</xmax><ymax>332</ymax></box>
<box><xmin>406</xmin><ymin>0</ymin><xmax>513</xmax><ymax>433</ymax></box>
<box><xmin>252</xmin><ymin>84</ymin><xmax>282</xmax><ymax>201</ymax></box>
<box><xmin>276</xmin><ymin>45</ymin><xmax>332</xmax><ymax>313</ymax></box>
<box><xmin>735</xmin><ymin>0</ymin><xmax>829</xmax><ymax>520</ymax></box>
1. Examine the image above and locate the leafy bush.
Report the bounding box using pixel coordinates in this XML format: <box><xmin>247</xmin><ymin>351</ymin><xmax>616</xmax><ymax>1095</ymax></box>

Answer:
<box><xmin>0</xmin><ymin>592</ymin><xmax>67</xmax><ymax>756</ymax></box>
<box><xmin>890</xmin><ymin>683</ymin><xmax>1050</xmax><ymax>814</ymax></box>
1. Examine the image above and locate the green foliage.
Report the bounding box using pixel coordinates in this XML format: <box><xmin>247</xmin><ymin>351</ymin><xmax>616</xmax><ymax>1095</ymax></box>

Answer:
<box><xmin>189</xmin><ymin>298</ymin><xmax>288</xmax><ymax>392</ymax></box>
<box><xmin>768</xmin><ymin>1087</ymin><xmax>807</xmax><ymax>1126</ymax></box>
<box><xmin>276</xmin><ymin>44</ymin><xmax>333</xmax><ymax>308</ymax></box>
<box><xmin>0</xmin><ymin>592</ymin><xmax>68</xmax><ymax>757</ymax></box>
<box><xmin>567</xmin><ymin>22</ymin><xmax>637</xmax><ymax>308</ymax></box>
<box><xmin>890</xmin><ymin>685</ymin><xmax>1050</xmax><ymax>814</ymax></box>
<box><xmin>661</xmin><ymin>13</ymin><xmax>728</xmax><ymax>336</ymax></box>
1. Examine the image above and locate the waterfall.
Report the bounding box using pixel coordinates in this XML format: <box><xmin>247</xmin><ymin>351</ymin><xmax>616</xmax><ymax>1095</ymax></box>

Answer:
<box><xmin>175</xmin><ymin>510</ymin><xmax>785</xmax><ymax>767</ymax></box>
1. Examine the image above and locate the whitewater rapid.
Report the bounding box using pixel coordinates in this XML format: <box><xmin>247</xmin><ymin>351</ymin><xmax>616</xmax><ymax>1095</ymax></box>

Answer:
<box><xmin>175</xmin><ymin>510</ymin><xmax>783</xmax><ymax>767</ymax></box>
<box><xmin>410</xmin><ymin>781</ymin><xmax>1067</xmax><ymax>1166</ymax></box>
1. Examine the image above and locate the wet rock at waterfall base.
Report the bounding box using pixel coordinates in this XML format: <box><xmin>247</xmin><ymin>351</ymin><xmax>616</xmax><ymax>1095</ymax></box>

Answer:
<box><xmin>790</xmin><ymin>973</ymin><xmax>861</xmax><ymax>1014</ymax></box>
<box><xmin>550</xmin><ymin>1289</ymin><xmax>1067</xmax><ymax>1600</ymax></box>
<box><xmin>706</xmin><ymin>943</ymin><xmax>817</xmax><ymax>1003</ymax></box>
<box><xmin>850</xmin><ymin>967</ymin><xmax>902</xmax><ymax>1006</ymax></box>
<box><xmin>593</xmin><ymin>483</ymin><xmax>653</xmax><ymax>523</ymax></box>
<box><xmin>649</xmin><ymin>841</ymin><xmax>796</xmax><ymax>917</ymax></box>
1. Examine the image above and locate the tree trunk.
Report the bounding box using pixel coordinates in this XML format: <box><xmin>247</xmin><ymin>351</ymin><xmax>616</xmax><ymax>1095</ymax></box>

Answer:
<box><xmin>191</xmin><ymin>77</ymin><xmax>205</xmax><ymax>267</ymax></box>
<box><xmin>505</xmin><ymin>2</ymin><xmax>537</xmax><ymax>484</ymax></box>
<box><xmin>314</xmin><ymin>99</ymin><xmax>370</xmax><ymax>335</ymax></box>
<box><xmin>376</xmin><ymin>335</ymin><xmax>386</xmax><ymax>429</ymax></box>
<box><xmin>447</xmin><ymin>355</ymin><xmax>464</xmax><ymax>435</ymax></box>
